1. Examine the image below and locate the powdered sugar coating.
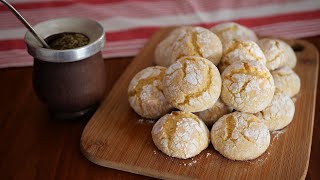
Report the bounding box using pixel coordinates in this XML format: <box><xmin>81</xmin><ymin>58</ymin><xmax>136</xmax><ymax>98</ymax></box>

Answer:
<box><xmin>210</xmin><ymin>22</ymin><xmax>258</xmax><ymax>53</ymax></box>
<box><xmin>196</xmin><ymin>98</ymin><xmax>233</xmax><ymax>127</ymax></box>
<box><xmin>255</xmin><ymin>90</ymin><xmax>295</xmax><ymax>131</ymax></box>
<box><xmin>258</xmin><ymin>38</ymin><xmax>289</xmax><ymax>70</ymax></box>
<box><xmin>218</xmin><ymin>40</ymin><xmax>266</xmax><ymax>72</ymax></box>
<box><xmin>154</xmin><ymin>26</ymin><xmax>222</xmax><ymax>66</ymax></box>
<box><xmin>211</xmin><ymin>112</ymin><xmax>270</xmax><ymax>161</ymax></box>
<box><xmin>128</xmin><ymin>66</ymin><xmax>173</xmax><ymax>119</ymax></box>
<box><xmin>283</xmin><ymin>42</ymin><xmax>297</xmax><ymax>68</ymax></box>
<box><xmin>163</xmin><ymin>56</ymin><xmax>222</xmax><ymax>112</ymax></box>
<box><xmin>221</xmin><ymin>61</ymin><xmax>275</xmax><ymax>113</ymax></box>
<box><xmin>271</xmin><ymin>66</ymin><xmax>301</xmax><ymax>97</ymax></box>
<box><xmin>152</xmin><ymin>111</ymin><xmax>210</xmax><ymax>159</ymax></box>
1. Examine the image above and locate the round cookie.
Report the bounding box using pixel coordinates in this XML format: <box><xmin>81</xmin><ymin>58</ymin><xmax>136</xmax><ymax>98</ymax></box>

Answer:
<box><xmin>255</xmin><ymin>90</ymin><xmax>295</xmax><ymax>131</ymax></box>
<box><xmin>154</xmin><ymin>26</ymin><xmax>222</xmax><ymax>66</ymax></box>
<box><xmin>128</xmin><ymin>66</ymin><xmax>173</xmax><ymax>119</ymax></box>
<box><xmin>152</xmin><ymin>111</ymin><xmax>210</xmax><ymax>159</ymax></box>
<box><xmin>218</xmin><ymin>40</ymin><xmax>266</xmax><ymax>72</ymax></box>
<box><xmin>258</xmin><ymin>38</ymin><xmax>290</xmax><ymax>70</ymax></box>
<box><xmin>271</xmin><ymin>66</ymin><xmax>300</xmax><ymax>97</ymax></box>
<box><xmin>196</xmin><ymin>98</ymin><xmax>233</xmax><ymax>127</ymax></box>
<box><xmin>163</xmin><ymin>56</ymin><xmax>222</xmax><ymax>112</ymax></box>
<box><xmin>210</xmin><ymin>22</ymin><xmax>258</xmax><ymax>53</ymax></box>
<box><xmin>221</xmin><ymin>61</ymin><xmax>275</xmax><ymax>113</ymax></box>
<box><xmin>283</xmin><ymin>42</ymin><xmax>297</xmax><ymax>68</ymax></box>
<box><xmin>211</xmin><ymin>112</ymin><xmax>270</xmax><ymax>161</ymax></box>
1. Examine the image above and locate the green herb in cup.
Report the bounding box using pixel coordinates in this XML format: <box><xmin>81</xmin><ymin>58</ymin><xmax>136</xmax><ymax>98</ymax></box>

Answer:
<box><xmin>46</xmin><ymin>32</ymin><xmax>89</xmax><ymax>50</ymax></box>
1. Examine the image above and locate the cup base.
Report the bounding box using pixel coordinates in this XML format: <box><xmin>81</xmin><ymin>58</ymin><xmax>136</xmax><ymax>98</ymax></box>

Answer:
<box><xmin>50</xmin><ymin>105</ymin><xmax>97</xmax><ymax>120</ymax></box>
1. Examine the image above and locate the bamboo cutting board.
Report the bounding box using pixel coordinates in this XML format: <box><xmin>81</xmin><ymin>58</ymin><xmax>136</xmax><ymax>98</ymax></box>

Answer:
<box><xmin>81</xmin><ymin>28</ymin><xmax>319</xmax><ymax>180</ymax></box>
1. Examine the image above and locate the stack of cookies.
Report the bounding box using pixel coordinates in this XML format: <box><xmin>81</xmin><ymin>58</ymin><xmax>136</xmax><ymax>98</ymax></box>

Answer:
<box><xmin>128</xmin><ymin>22</ymin><xmax>300</xmax><ymax>161</ymax></box>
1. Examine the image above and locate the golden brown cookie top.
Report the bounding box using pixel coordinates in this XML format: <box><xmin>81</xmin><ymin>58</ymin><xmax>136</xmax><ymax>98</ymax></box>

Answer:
<box><xmin>155</xmin><ymin>26</ymin><xmax>222</xmax><ymax>66</ymax></box>
<box><xmin>163</xmin><ymin>56</ymin><xmax>221</xmax><ymax>112</ymax></box>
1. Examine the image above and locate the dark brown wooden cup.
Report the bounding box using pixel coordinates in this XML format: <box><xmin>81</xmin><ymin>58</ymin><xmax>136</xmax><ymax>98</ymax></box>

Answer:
<box><xmin>25</xmin><ymin>17</ymin><xmax>106</xmax><ymax>119</ymax></box>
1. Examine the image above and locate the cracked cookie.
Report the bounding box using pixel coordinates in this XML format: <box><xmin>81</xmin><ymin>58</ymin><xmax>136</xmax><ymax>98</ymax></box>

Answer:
<box><xmin>152</xmin><ymin>111</ymin><xmax>209</xmax><ymax>159</ymax></box>
<box><xmin>283</xmin><ymin>42</ymin><xmax>297</xmax><ymax>68</ymax></box>
<box><xmin>163</xmin><ymin>56</ymin><xmax>222</xmax><ymax>112</ymax></box>
<box><xmin>196</xmin><ymin>98</ymin><xmax>233</xmax><ymax>127</ymax></box>
<box><xmin>258</xmin><ymin>38</ymin><xmax>291</xmax><ymax>70</ymax></box>
<box><xmin>211</xmin><ymin>112</ymin><xmax>270</xmax><ymax>161</ymax></box>
<box><xmin>255</xmin><ymin>90</ymin><xmax>295</xmax><ymax>131</ymax></box>
<box><xmin>221</xmin><ymin>61</ymin><xmax>275</xmax><ymax>113</ymax></box>
<box><xmin>210</xmin><ymin>22</ymin><xmax>258</xmax><ymax>54</ymax></box>
<box><xmin>218</xmin><ymin>40</ymin><xmax>266</xmax><ymax>72</ymax></box>
<box><xmin>271</xmin><ymin>66</ymin><xmax>301</xmax><ymax>97</ymax></box>
<box><xmin>128</xmin><ymin>66</ymin><xmax>173</xmax><ymax>119</ymax></box>
<box><xmin>154</xmin><ymin>26</ymin><xmax>222</xmax><ymax>67</ymax></box>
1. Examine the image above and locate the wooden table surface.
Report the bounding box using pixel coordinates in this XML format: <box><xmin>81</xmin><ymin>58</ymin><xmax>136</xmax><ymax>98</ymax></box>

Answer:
<box><xmin>0</xmin><ymin>36</ymin><xmax>319</xmax><ymax>180</ymax></box>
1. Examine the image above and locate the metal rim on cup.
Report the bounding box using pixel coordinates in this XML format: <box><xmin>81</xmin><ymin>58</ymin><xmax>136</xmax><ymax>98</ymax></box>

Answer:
<box><xmin>25</xmin><ymin>17</ymin><xmax>105</xmax><ymax>63</ymax></box>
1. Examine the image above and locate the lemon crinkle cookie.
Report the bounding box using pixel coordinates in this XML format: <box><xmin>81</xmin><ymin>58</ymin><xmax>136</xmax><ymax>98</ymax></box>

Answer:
<box><xmin>152</xmin><ymin>111</ymin><xmax>209</xmax><ymax>159</ymax></box>
<box><xmin>283</xmin><ymin>42</ymin><xmax>297</xmax><ymax>68</ymax></box>
<box><xmin>255</xmin><ymin>90</ymin><xmax>295</xmax><ymax>131</ymax></box>
<box><xmin>221</xmin><ymin>61</ymin><xmax>275</xmax><ymax>113</ymax></box>
<box><xmin>163</xmin><ymin>56</ymin><xmax>222</xmax><ymax>112</ymax></box>
<box><xmin>196</xmin><ymin>98</ymin><xmax>233</xmax><ymax>127</ymax></box>
<box><xmin>154</xmin><ymin>26</ymin><xmax>222</xmax><ymax>66</ymax></box>
<box><xmin>218</xmin><ymin>40</ymin><xmax>266</xmax><ymax>72</ymax></box>
<box><xmin>258</xmin><ymin>38</ymin><xmax>294</xmax><ymax>71</ymax></box>
<box><xmin>211</xmin><ymin>112</ymin><xmax>270</xmax><ymax>161</ymax></box>
<box><xmin>271</xmin><ymin>66</ymin><xmax>300</xmax><ymax>97</ymax></box>
<box><xmin>128</xmin><ymin>66</ymin><xmax>173</xmax><ymax>119</ymax></box>
<box><xmin>210</xmin><ymin>22</ymin><xmax>258</xmax><ymax>54</ymax></box>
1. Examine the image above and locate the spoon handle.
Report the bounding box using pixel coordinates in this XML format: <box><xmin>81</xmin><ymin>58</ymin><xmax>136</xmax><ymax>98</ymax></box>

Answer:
<box><xmin>0</xmin><ymin>0</ymin><xmax>50</xmax><ymax>48</ymax></box>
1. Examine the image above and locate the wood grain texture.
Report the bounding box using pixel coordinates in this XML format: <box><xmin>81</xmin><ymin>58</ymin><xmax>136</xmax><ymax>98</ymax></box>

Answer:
<box><xmin>80</xmin><ymin>28</ymin><xmax>319</xmax><ymax>180</ymax></box>
<box><xmin>304</xmin><ymin>36</ymin><xmax>320</xmax><ymax>180</ymax></box>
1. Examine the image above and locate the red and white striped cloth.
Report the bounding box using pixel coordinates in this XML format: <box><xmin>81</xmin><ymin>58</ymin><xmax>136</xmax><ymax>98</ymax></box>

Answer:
<box><xmin>0</xmin><ymin>0</ymin><xmax>320</xmax><ymax>68</ymax></box>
